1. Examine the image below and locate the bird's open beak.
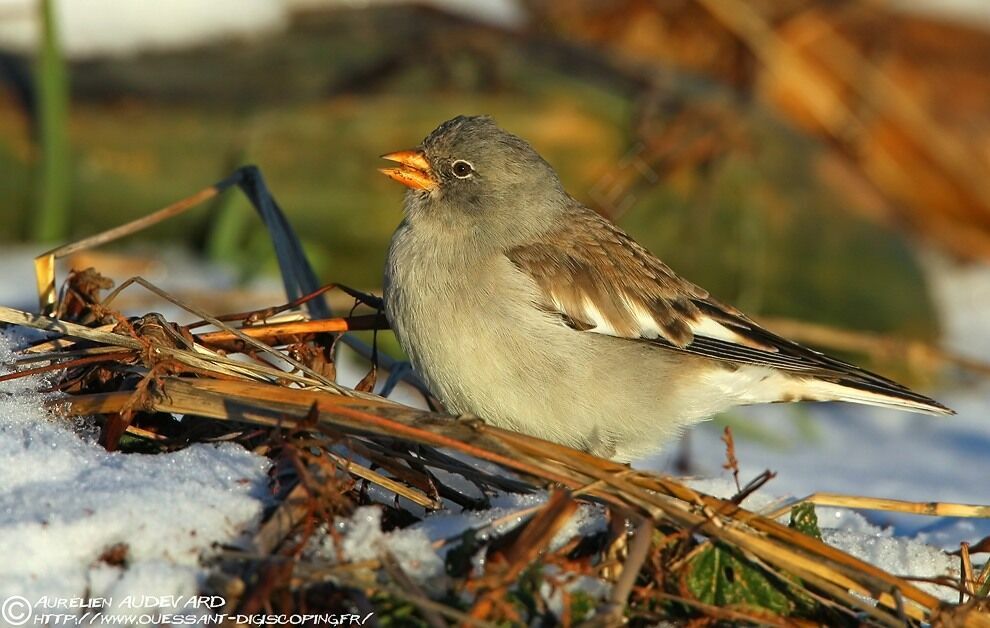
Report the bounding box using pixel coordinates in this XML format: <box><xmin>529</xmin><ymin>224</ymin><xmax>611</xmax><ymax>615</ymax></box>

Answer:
<box><xmin>379</xmin><ymin>150</ymin><xmax>437</xmax><ymax>191</ymax></box>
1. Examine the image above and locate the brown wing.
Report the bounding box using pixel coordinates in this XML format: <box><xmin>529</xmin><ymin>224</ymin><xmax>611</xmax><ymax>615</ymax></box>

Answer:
<box><xmin>507</xmin><ymin>207</ymin><xmax>953</xmax><ymax>414</ymax></box>
<box><xmin>507</xmin><ymin>208</ymin><xmax>711</xmax><ymax>347</ymax></box>
<box><xmin>506</xmin><ymin>207</ymin><xmax>774</xmax><ymax>349</ymax></box>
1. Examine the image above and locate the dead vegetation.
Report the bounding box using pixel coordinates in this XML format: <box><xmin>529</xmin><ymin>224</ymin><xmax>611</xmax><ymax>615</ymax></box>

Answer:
<box><xmin>1</xmin><ymin>172</ymin><xmax>989</xmax><ymax>626</ymax></box>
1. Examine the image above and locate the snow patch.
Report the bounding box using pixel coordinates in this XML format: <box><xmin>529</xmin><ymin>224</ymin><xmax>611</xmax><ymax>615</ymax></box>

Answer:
<box><xmin>308</xmin><ymin>506</ymin><xmax>444</xmax><ymax>590</ymax></box>
<box><xmin>0</xmin><ymin>0</ymin><xmax>288</xmax><ymax>58</ymax></box>
<box><xmin>0</xmin><ymin>332</ymin><xmax>271</xmax><ymax>607</ymax></box>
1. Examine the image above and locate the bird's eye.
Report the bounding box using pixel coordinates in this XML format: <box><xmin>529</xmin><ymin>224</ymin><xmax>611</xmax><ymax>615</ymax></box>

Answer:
<box><xmin>451</xmin><ymin>160</ymin><xmax>474</xmax><ymax>178</ymax></box>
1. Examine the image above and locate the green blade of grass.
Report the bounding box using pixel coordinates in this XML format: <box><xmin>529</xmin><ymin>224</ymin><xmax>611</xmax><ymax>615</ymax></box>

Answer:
<box><xmin>32</xmin><ymin>0</ymin><xmax>71</xmax><ymax>242</ymax></box>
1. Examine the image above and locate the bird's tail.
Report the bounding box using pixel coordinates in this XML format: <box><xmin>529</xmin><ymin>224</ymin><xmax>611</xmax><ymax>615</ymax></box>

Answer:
<box><xmin>782</xmin><ymin>376</ymin><xmax>954</xmax><ymax>415</ymax></box>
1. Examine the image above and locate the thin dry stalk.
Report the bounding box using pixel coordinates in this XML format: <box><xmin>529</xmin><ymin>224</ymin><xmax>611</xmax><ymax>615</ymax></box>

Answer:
<box><xmin>977</xmin><ymin>559</ymin><xmax>990</xmax><ymax>598</ymax></box>
<box><xmin>253</xmin><ymin>483</ymin><xmax>313</xmax><ymax>557</ymax></box>
<box><xmin>962</xmin><ymin>543</ymin><xmax>977</xmax><ymax>601</ymax></box>
<box><xmin>195</xmin><ymin>314</ymin><xmax>387</xmax><ymax>350</ymax></box>
<box><xmin>597</xmin><ymin>518</ymin><xmax>652</xmax><ymax>625</ymax></box>
<box><xmin>721</xmin><ymin>425</ymin><xmax>741</xmax><ymax>493</ymax></box>
<box><xmin>0</xmin><ymin>305</ymin><xmax>142</xmax><ymax>349</ymax></box>
<box><xmin>766</xmin><ymin>493</ymin><xmax>990</xmax><ymax>520</ymax></box>
<box><xmin>34</xmin><ymin>183</ymin><xmax>222</xmax><ymax>311</ymax></box>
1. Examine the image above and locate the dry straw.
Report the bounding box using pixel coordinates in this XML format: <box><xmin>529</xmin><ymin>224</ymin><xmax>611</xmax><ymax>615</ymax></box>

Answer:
<box><xmin>2</xmin><ymin>176</ymin><xmax>988</xmax><ymax>625</ymax></box>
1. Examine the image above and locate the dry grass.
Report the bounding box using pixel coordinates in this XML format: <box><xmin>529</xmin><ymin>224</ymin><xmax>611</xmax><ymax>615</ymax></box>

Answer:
<box><xmin>2</xmin><ymin>174</ymin><xmax>988</xmax><ymax>625</ymax></box>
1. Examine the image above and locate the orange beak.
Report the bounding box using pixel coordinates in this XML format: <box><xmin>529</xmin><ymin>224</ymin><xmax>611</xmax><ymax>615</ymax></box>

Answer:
<box><xmin>379</xmin><ymin>150</ymin><xmax>437</xmax><ymax>191</ymax></box>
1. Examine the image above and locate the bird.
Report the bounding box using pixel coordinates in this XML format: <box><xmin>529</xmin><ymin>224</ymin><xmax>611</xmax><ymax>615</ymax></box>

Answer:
<box><xmin>378</xmin><ymin>115</ymin><xmax>952</xmax><ymax>462</ymax></box>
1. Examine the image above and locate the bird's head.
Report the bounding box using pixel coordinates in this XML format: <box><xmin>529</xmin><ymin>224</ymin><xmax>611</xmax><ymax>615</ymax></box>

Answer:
<box><xmin>380</xmin><ymin>116</ymin><xmax>568</xmax><ymax>247</ymax></box>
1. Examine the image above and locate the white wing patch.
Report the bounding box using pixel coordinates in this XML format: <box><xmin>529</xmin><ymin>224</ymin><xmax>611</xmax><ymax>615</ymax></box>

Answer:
<box><xmin>573</xmin><ymin>293</ymin><xmax>773</xmax><ymax>352</ymax></box>
<box><xmin>581</xmin><ymin>295</ymin><xmax>622</xmax><ymax>336</ymax></box>
<box><xmin>625</xmin><ymin>299</ymin><xmax>662</xmax><ymax>340</ymax></box>
<box><xmin>688</xmin><ymin>316</ymin><xmax>776</xmax><ymax>351</ymax></box>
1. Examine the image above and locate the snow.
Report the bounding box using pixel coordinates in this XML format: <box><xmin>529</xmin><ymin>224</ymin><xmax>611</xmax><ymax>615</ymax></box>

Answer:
<box><xmin>312</xmin><ymin>493</ymin><xmax>607</xmax><ymax>581</ymax></box>
<box><xmin>645</xmin><ymin>390</ymin><xmax>990</xmax><ymax>544</ymax></box>
<box><xmin>0</xmin><ymin>247</ymin><xmax>37</xmax><ymax>312</ymax></box>
<box><xmin>0</xmin><ymin>0</ymin><xmax>523</xmax><ymax>60</ymax></box>
<box><xmin>0</xmin><ymin>329</ymin><xmax>271</xmax><ymax>615</ymax></box>
<box><xmin>314</xmin><ymin>506</ymin><xmax>445</xmax><ymax>586</ymax></box>
<box><xmin>824</xmin><ymin>523</ymin><xmax>957</xmax><ymax>600</ymax></box>
<box><xmin>923</xmin><ymin>251</ymin><xmax>990</xmax><ymax>361</ymax></box>
<box><xmin>0</xmin><ymin>0</ymin><xmax>288</xmax><ymax>59</ymax></box>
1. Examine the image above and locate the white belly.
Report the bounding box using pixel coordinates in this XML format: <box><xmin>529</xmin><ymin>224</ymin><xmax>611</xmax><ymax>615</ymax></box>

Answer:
<box><xmin>385</xmin><ymin>225</ymin><xmax>602</xmax><ymax>441</ymax></box>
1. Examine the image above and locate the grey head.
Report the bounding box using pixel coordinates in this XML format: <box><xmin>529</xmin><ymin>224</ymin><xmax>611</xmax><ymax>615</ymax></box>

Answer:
<box><xmin>380</xmin><ymin>115</ymin><xmax>571</xmax><ymax>250</ymax></box>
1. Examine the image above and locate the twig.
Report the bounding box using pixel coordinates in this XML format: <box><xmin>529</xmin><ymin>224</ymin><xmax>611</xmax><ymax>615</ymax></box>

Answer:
<box><xmin>34</xmin><ymin>182</ymin><xmax>225</xmax><ymax>312</ymax></box>
<box><xmin>596</xmin><ymin>517</ymin><xmax>653</xmax><ymax>626</ymax></box>
<box><xmin>194</xmin><ymin>314</ymin><xmax>388</xmax><ymax>349</ymax></box>
<box><xmin>0</xmin><ymin>305</ymin><xmax>142</xmax><ymax>349</ymax></box>
<box><xmin>961</xmin><ymin>542</ymin><xmax>976</xmax><ymax>602</ymax></box>
<box><xmin>765</xmin><ymin>493</ymin><xmax>990</xmax><ymax>520</ymax></box>
<box><xmin>721</xmin><ymin>426</ymin><xmax>740</xmax><ymax>493</ymax></box>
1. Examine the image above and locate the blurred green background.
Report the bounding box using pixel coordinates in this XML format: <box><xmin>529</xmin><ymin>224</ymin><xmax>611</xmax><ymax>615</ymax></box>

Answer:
<box><xmin>0</xmin><ymin>2</ymin><xmax>944</xmax><ymax>363</ymax></box>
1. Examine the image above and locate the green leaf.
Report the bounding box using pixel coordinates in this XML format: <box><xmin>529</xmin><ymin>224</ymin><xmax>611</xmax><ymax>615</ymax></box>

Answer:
<box><xmin>569</xmin><ymin>590</ymin><xmax>596</xmax><ymax>622</ymax></box>
<box><xmin>789</xmin><ymin>503</ymin><xmax>822</xmax><ymax>540</ymax></box>
<box><xmin>685</xmin><ymin>543</ymin><xmax>793</xmax><ymax>616</ymax></box>
<box><xmin>369</xmin><ymin>592</ymin><xmax>429</xmax><ymax>628</ymax></box>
